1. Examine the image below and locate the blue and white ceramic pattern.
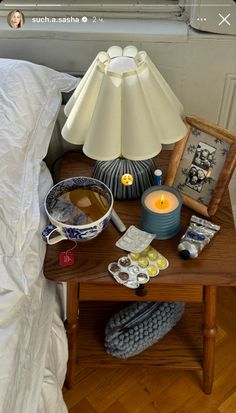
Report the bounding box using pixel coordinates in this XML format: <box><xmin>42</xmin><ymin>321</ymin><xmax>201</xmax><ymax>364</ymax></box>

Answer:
<box><xmin>43</xmin><ymin>176</ymin><xmax>113</xmax><ymax>245</ymax></box>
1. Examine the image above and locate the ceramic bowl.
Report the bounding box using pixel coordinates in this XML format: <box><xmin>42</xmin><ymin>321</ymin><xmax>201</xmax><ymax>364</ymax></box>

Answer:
<box><xmin>42</xmin><ymin>176</ymin><xmax>113</xmax><ymax>245</ymax></box>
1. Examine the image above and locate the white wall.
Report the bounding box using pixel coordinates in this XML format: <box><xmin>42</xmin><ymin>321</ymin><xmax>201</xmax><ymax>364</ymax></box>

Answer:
<box><xmin>1</xmin><ymin>21</ymin><xmax>236</xmax><ymax>218</ymax></box>
<box><xmin>142</xmin><ymin>31</ymin><xmax>236</xmax><ymax>131</ymax></box>
<box><xmin>0</xmin><ymin>22</ymin><xmax>235</xmax><ymax>129</ymax></box>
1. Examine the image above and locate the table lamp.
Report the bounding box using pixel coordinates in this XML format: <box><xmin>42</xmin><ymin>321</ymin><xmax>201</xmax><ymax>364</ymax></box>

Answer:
<box><xmin>62</xmin><ymin>45</ymin><xmax>187</xmax><ymax>199</ymax></box>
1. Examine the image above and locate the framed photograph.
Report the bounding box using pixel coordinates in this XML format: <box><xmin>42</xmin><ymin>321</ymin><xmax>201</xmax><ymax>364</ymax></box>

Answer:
<box><xmin>165</xmin><ymin>116</ymin><xmax>236</xmax><ymax>217</ymax></box>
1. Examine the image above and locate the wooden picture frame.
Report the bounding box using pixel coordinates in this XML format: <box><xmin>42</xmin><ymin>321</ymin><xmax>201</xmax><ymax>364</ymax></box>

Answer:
<box><xmin>165</xmin><ymin>116</ymin><xmax>236</xmax><ymax>217</ymax></box>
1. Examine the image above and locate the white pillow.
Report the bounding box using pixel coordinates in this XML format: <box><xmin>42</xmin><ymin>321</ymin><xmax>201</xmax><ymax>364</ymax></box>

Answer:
<box><xmin>0</xmin><ymin>59</ymin><xmax>79</xmax><ymax>292</ymax></box>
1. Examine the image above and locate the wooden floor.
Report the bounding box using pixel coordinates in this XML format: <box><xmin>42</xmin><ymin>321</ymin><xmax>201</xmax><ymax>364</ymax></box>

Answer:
<box><xmin>63</xmin><ymin>287</ymin><xmax>236</xmax><ymax>413</ymax></box>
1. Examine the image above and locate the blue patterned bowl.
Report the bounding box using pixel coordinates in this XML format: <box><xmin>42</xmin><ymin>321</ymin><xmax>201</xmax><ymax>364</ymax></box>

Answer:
<box><xmin>43</xmin><ymin>177</ymin><xmax>113</xmax><ymax>245</ymax></box>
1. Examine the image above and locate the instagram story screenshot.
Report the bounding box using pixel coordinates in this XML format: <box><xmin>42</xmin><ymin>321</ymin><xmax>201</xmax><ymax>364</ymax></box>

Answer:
<box><xmin>0</xmin><ymin>1</ymin><xmax>236</xmax><ymax>413</ymax></box>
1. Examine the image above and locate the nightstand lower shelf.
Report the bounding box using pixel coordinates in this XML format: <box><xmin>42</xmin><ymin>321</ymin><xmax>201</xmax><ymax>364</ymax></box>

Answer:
<box><xmin>72</xmin><ymin>302</ymin><xmax>205</xmax><ymax>374</ymax></box>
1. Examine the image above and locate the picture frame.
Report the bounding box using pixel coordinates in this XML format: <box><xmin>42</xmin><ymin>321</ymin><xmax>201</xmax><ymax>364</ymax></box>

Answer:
<box><xmin>165</xmin><ymin>116</ymin><xmax>236</xmax><ymax>217</ymax></box>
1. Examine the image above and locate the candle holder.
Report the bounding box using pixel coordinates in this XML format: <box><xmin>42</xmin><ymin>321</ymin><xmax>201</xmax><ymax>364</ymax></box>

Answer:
<box><xmin>140</xmin><ymin>185</ymin><xmax>182</xmax><ymax>240</ymax></box>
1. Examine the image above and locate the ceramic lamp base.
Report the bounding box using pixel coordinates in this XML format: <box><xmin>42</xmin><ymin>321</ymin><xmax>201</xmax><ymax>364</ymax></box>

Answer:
<box><xmin>92</xmin><ymin>158</ymin><xmax>156</xmax><ymax>200</ymax></box>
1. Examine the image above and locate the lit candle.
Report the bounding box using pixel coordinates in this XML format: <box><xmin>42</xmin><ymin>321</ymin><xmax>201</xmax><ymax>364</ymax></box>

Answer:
<box><xmin>144</xmin><ymin>190</ymin><xmax>179</xmax><ymax>214</ymax></box>
<box><xmin>140</xmin><ymin>185</ymin><xmax>182</xmax><ymax>240</ymax></box>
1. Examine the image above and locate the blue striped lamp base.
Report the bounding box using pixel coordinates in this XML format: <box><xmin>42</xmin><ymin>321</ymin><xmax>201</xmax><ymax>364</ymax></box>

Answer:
<box><xmin>92</xmin><ymin>158</ymin><xmax>156</xmax><ymax>200</ymax></box>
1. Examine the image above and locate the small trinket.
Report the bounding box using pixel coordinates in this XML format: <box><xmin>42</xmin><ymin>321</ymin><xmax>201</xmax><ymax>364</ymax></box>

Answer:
<box><xmin>153</xmin><ymin>169</ymin><xmax>162</xmax><ymax>185</ymax></box>
<box><xmin>137</xmin><ymin>273</ymin><xmax>149</xmax><ymax>284</ymax></box>
<box><xmin>117</xmin><ymin>272</ymin><xmax>129</xmax><ymax>282</ymax></box>
<box><xmin>118</xmin><ymin>257</ymin><xmax>131</xmax><ymax>267</ymax></box>
<box><xmin>108</xmin><ymin>263</ymin><xmax>120</xmax><ymax>274</ymax></box>
<box><xmin>147</xmin><ymin>264</ymin><xmax>159</xmax><ymax>277</ymax></box>
<box><xmin>138</xmin><ymin>256</ymin><xmax>149</xmax><ymax>268</ymax></box>
<box><xmin>128</xmin><ymin>265</ymin><xmax>140</xmax><ymax>277</ymax></box>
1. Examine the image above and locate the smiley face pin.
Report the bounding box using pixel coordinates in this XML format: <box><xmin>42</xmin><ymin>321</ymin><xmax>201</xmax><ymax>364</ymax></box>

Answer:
<box><xmin>121</xmin><ymin>173</ymin><xmax>134</xmax><ymax>186</ymax></box>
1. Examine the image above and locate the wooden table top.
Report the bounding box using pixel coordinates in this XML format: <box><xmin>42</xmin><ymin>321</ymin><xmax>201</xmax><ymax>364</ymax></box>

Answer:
<box><xmin>44</xmin><ymin>151</ymin><xmax>236</xmax><ymax>287</ymax></box>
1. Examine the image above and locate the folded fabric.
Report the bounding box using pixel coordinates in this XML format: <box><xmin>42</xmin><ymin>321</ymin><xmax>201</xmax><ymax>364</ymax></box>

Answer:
<box><xmin>105</xmin><ymin>301</ymin><xmax>185</xmax><ymax>359</ymax></box>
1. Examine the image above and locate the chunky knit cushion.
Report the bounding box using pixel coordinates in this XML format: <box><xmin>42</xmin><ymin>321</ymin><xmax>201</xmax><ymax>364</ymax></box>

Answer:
<box><xmin>105</xmin><ymin>301</ymin><xmax>185</xmax><ymax>359</ymax></box>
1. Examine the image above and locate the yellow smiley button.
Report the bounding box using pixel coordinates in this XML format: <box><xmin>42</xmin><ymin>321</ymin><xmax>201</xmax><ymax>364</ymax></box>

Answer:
<box><xmin>121</xmin><ymin>173</ymin><xmax>134</xmax><ymax>186</ymax></box>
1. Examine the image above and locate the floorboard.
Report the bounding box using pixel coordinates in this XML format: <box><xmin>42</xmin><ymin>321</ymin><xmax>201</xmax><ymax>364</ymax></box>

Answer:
<box><xmin>63</xmin><ymin>287</ymin><xmax>236</xmax><ymax>413</ymax></box>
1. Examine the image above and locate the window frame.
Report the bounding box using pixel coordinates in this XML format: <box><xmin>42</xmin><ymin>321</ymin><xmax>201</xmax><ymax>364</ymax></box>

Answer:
<box><xmin>1</xmin><ymin>1</ymin><xmax>185</xmax><ymax>20</ymax></box>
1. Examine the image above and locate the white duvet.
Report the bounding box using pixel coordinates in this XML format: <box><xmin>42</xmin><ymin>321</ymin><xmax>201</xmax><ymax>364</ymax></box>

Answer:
<box><xmin>0</xmin><ymin>59</ymin><xmax>79</xmax><ymax>413</ymax></box>
<box><xmin>0</xmin><ymin>163</ymin><xmax>68</xmax><ymax>413</ymax></box>
<box><xmin>0</xmin><ymin>59</ymin><xmax>78</xmax><ymax>293</ymax></box>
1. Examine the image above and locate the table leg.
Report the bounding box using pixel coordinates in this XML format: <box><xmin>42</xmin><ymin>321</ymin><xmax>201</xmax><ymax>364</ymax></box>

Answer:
<box><xmin>64</xmin><ymin>280</ymin><xmax>79</xmax><ymax>389</ymax></box>
<box><xmin>203</xmin><ymin>285</ymin><xmax>217</xmax><ymax>394</ymax></box>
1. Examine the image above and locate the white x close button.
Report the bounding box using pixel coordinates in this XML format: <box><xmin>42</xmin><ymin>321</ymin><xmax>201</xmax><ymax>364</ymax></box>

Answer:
<box><xmin>218</xmin><ymin>13</ymin><xmax>231</xmax><ymax>26</ymax></box>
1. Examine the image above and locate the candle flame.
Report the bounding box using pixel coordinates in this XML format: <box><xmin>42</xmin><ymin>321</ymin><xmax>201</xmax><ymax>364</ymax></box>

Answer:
<box><xmin>155</xmin><ymin>194</ymin><xmax>169</xmax><ymax>210</ymax></box>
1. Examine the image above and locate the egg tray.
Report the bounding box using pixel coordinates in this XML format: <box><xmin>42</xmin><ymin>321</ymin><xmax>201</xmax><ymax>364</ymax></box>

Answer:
<box><xmin>108</xmin><ymin>247</ymin><xmax>169</xmax><ymax>289</ymax></box>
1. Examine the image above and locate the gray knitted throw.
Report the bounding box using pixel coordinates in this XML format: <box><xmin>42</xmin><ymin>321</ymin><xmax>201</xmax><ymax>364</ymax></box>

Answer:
<box><xmin>105</xmin><ymin>301</ymin><xmax>185</xmax><ymax>359</ymax></box>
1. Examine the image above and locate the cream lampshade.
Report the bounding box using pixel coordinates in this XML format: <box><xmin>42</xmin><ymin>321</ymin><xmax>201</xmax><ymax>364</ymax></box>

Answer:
<box><xmin>62</xmin><ymin>45</ymin><xmax>187</xmax><ymax>199</ymax></box>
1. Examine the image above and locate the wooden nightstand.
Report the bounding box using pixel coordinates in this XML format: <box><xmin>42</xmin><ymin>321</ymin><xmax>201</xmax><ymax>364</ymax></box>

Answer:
<box><xmin>44</xmin><ymin>150</ymin><xmax>236</xmax><ymax>393</ymax></box>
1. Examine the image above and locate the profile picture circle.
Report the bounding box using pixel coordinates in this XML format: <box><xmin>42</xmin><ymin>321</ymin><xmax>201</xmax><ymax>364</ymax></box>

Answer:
<box><xmin>7</xmin><ymin>9</ymin><xmax>25</xmax><ymax>29</ymax></box>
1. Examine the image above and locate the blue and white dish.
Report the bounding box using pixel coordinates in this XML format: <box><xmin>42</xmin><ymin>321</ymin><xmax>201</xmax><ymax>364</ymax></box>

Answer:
<box><xmin>43</xmin><ymin>176</ymin><xmax>113</xmax><ymax>245</ymax></box>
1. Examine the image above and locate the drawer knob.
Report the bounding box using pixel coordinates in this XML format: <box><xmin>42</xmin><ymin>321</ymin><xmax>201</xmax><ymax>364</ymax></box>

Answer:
<box><xmin>135</xmin><ymin>285</ymin><xmax>147</xmax><ymax>297</ymax></box>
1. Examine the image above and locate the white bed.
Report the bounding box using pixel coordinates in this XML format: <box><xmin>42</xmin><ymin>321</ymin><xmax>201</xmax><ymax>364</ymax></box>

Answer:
<box><xmin>0</xmin><ymin>59</ymin><xmax>79</xmax><ymax>412</ymax></box>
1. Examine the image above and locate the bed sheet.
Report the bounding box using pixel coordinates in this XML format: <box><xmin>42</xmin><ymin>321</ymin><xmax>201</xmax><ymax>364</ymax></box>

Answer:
<box><xmin>0</xmin><ymin>162</ymin><xmax>68</xmax><ymax>413</ymax></box>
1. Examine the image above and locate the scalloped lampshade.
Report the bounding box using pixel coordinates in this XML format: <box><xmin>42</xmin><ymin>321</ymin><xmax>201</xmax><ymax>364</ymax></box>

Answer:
<box><xmin>62</xmin><ymin>45</ymin><xmax>187</xmax><ymax>199</ymax></box>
